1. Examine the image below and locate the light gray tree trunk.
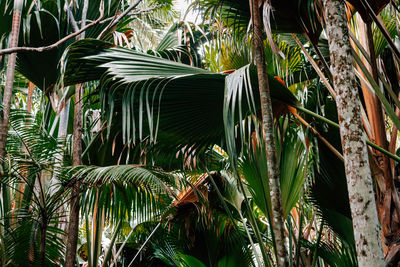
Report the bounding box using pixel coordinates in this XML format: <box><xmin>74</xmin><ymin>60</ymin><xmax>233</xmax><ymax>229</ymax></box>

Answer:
<box><xmin>250</xmin><ymin>0</ymin><xmax>289</xmax><ymax>265</ymax></box>
<box><xmin>322</xmin><ymin>0</ymin><xmax>385</xmax><ymax>265</ymax></box>
<box><xmin>0</xmin><ymin>0</ymin><xmax>23</xmax><ymax>169</ymax></box>
<box><xmin>58</xmin><ymin>101</ymin><xmax>70</xmax><ymax>140</ymax></box>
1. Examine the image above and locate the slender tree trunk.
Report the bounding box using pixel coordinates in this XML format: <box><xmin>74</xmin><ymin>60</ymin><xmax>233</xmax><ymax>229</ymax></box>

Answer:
<box><xmin>249</xmin><ymin>0</ymin><xmax>289</xmax><ymax>265</ymax></box>
<box><xmin>322</xmin><ymin>0</ymin><xmax>385</xmax><ymax>265</ymax></box>
<box><xmin>40</xmin><ymin>223</ymin><xmax>47</xmax><ymax>267</ymax></box>
<box><xmin>54</xmin><ymin>101</ymin><xmax>70</xmax><ymax>235</ymax></box>
<box><xmin>65</xmin><ymin>1</ymin><xmax>89</xmax><ymax>265</ymax></box>
<box><xmin>356</xmin><ymin>16</ymin><xmax>391</xmax><ymax>186</ymax></box>
<box><xmin>58</xmin><ymin>102</ymin><xmax>70</xmax><ymax>140</ymax></box>
<box><xmin>27</xmin><ymin>82</ymin><xmax>35</xmax><ymax>113</ymax></box>
<box><xmin>64</xmin><ymin>84</ymin><xmax>83</xmax><ymax>267</ymax></box>
<box><xmin>363</xmin><ymin>17</ymin><xmax>399</xmax><ymax>258</ymax></box>
<box><xmin>0</xmin><ymin>0</ymin><xmax>23</xmax><ymax>170</ymax></box>
<box><xmin>356</xmin><ymin>15</ymin><xmax>387</xmax><ymax>156</ymax></box>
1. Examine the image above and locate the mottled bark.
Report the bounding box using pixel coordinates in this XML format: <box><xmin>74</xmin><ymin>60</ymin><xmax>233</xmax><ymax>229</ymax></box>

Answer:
<box><xmin>250</xmin><ymin>0</ymin><xmax>289</xmax><ymax>265</ymax></box>
<box><xmin>0</xmin><ymin>0</ymin><xmax>23</xmax><ymax>170</ymax></box>
<box><xmin>322</xmin><ymin>0</ymin><xmax>385</xmax><ymax>265</ymax></box>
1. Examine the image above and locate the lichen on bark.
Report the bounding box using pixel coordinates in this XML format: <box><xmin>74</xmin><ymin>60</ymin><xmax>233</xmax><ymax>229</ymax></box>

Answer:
<box><xmin>322</xmin><ymin>0</ymin><xmax>385</xmax><ymax>265</ymax></box>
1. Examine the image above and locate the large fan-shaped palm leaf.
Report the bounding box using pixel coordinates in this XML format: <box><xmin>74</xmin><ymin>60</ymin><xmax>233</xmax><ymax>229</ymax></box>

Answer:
<box><xmin>64</xmin><ymin>39</ymin><xmax>299</xmax><ymax>157</ymax></box>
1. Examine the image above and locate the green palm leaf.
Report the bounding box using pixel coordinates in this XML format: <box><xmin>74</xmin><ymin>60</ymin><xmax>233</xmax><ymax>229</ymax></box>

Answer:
<box><xmin>61</xmin><ymin>164</ymin><xmax>176</xmax><ymax>224</ymax></box>
<box><xmin>64</xmin><ymin>40</ymin><xmax>299</xmax><ymax>158</ymax></box>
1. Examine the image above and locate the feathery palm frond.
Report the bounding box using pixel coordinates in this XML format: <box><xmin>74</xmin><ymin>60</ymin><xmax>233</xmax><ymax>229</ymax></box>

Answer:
<box><xmin>2</xmin><ymin>109</ymin><xmax>69</xmax><ymax>266</ymax></box>
<box><xmin>59</xmin><ymin>164</ymin><xmax>176</xmax><ymax>225</ymax></box>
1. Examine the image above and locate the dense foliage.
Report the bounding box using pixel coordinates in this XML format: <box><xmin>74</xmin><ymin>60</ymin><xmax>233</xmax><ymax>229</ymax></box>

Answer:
<box><xmin>0</xmin><ymin>0</ymin><xmax>399</xmax><ymax>266</ymax></box>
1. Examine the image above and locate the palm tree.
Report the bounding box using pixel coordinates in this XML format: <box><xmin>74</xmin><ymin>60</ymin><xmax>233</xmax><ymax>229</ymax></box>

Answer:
<box><xmin>65</xmin><ymin>0</ymin><xmax>90</xmax><ymax>264</ymax></box>
<box><xmin>0</xmin><ymin>0</ymin><xmax>23</xmax><ymax>181</ymax></box>
<box><xmin>2</xmin><ymin>109</ymin><xmax>68</xmax><ymax>265</ymax></box>
<box><xmin>197</xmin><ymin>0</ymin><xmax>400</xmax><ymax>263</ymax></box>
<box><xmin>60</xmin><ymin>34</ymin><xmax>335</xmax><ymax>265</ymax></box>
<box><xmin>3</xmin><ymin>0</ymin><xmax>400</xmax><ymax>265</ymax></box>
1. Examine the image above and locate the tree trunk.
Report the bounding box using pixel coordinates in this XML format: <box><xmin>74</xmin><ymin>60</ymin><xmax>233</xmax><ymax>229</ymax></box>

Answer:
<box><xmin>64</xmin><ymin>84</ymin><xmax>83</xmax><ymax>267</ymax></box>
<box><xmin>250</xmin><ymin>0</ymin><xmax>289</xmax><ymax>265</ymax></box>
<box><xmin>40</xmin><ymin>223</ymin><xmax>47</xmax><ymax>267</ymax></box>
<box><xmin>0</xmin><ymin>0</ymin><xmax>23</xmax><ymax>170</ymax></box>
<box><xmin>27</xmin><ymin>82</ymin><xmax>35</xmax><ymax>113</ymax></box>
<box><xmin>322</xmin><ymin>0</ymin><xmax>385</xmax><ymax>265</ymax></box>
<box><xmin>58</xmin><ymin>102</ymin><xmax>70</xmax><ymax>140</ymax></box>
<box><xmin>54</xmin><ymin>101</ymin><xmax>70</xmax><ymax>235</ymax></box>
<box><xmin>65</xmin><ymin>1</ymin><xmax>88</xmax><ymax>265</ymax></box>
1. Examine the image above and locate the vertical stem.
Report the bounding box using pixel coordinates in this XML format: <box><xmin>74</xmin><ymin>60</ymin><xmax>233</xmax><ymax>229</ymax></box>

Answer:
<box><xmin>359</xmin><ymin>0</ymin><xmax>400</xmax><ymax>62</ymax></box>
<box><xmin>364</xmin><ymin>18</ymin><xmax>395</xmax><ymax>243</ymax></box>
<box><xmin>363</xmin><ymin>19</ymin><xmax>389</xmax><ymax>171</ymax></box>
<box><xmin>0</xmin><ymin>0</ymin><xmax>23</xmax><ymax>171</ymax></box>
<box><xmin>65</xmin><ymin>83</ymin><xmax>83</xmax><ymax>267</ymax></box>
<box><xmin>27</xmin><ymin>82</ymin><xmax>34</xmax><ymax>113</ymax></box>
<box><xmin>58</xmin><ymin>101</ymin><xmax>70</xmax><ymax>140</ymax></box>
<box><xmin>65</xmin><ymin>1</ymin><xmax>89</xmax><ymax>265</ymax></box>
<box><xmin>322</xmin><ymin>0</ymin><xmax>385</xmax><ymax>265</ymax></box>
<box><xmin>40</xmin><ymin>223</ymin><xmax>47</xmax><ymax>267</ymax></box>
<box><xmin>249</xmin><ymin>0</ymin><xmax>289</xmax><ymax>265</ymax></box>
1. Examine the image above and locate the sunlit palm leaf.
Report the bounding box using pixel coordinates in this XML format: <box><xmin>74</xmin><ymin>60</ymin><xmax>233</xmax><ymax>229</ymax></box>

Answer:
<box><xmin>61</xmin><ymin>164</ymin><xmax>175</xmax><ymax>224</ymax></box>
<box><xmin>64</xmin><ymin>40</ymin><xmax>299</xmax><ymax>158</ymax></box>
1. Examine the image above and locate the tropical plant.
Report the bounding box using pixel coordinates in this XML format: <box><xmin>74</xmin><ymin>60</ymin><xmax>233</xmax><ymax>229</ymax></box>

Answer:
<box><xmin>2</xmin><ymin>0</ymin><xmax>400</xmax><ymax>266</ymax></box>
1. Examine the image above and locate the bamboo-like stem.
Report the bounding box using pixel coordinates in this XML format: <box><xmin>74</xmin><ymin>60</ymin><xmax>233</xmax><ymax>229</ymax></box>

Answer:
<box><xmin>352</xmin><ymin>49</ymin><xmax>400</xmax><ymax>130</ymax></box>
<box><xmin>288</xmin><ymin>107</ymin><xmax>344</xmax><ymax>161</ymax></box>
<box><xmin>304</xmin><ymin>33</ymin><xmax>333</xmax><ymax>81</ymax></box>
<box><xmin>128</xmin><ymin>223</ymin><xmax>161</xmax><ymax>267</ymax></box>
<box><xmin>351</xmin><ymin>16</ymin><xmax>395</xmax><ymax>237</ymax></box>
<box><xmin>296</xmin><ymin>106</ymin><xmax>400</xmax><ymax>163</ymax></box>
<box><xmin>359</xmin><ymin>0</ymin><xmax>400</xmax><ymax>61</ymax></box>
<box><xmin>292</xmin><ymin>34</ymin><xmax>337</xmax><ymax>99</ymax></box>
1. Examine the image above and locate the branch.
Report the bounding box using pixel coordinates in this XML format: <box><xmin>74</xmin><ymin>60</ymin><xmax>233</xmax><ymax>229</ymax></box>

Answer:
<box><xmin>96</xmin><ymin>5</ymin><xmax>162</xmax><ymax>25</ymax></box>
<box><xmin>0</xmin><ymin>2</ymin><xmax>162</xmax><ymax>56</ymax></box>
<box><xmin>67</xmin><ymin>7</ymin><xmax>80</xmax><ymax>33</ymax></box>
<box><xmin>0</xmin><ymin>3</ymin><xmax>104</xmax><ymax>56</ymax></box>
<box><xmin>79</xmin><ymin>0</ymin><xmax>90</xmax><ymax>39</ymax></box>
<box><xmin>97</xmin><ymin>0</ymin><xmax>143</xmax><ymax>39</ymax></box>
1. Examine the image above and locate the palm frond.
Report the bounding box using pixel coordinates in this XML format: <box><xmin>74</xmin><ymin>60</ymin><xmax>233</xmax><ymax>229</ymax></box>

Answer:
<box><xmin>64</xmin><ymin>40</ymin><xmax>298</xmax><ymax>161</ymax></box>
<box><xmin>60</xmin><ymin>164</ymin><xmax>175</xmax><ymax>224</ymax></box>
